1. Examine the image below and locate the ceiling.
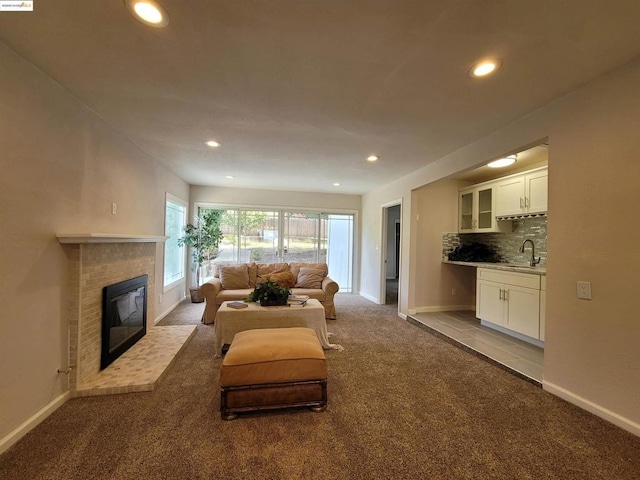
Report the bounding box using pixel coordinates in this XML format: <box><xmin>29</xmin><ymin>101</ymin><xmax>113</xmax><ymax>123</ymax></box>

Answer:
<box><xmin>1</xmin><ymin>1</ymin><xmax>640</xmax><ymax>194</ymax></box>
<box><xmin>453</xmin><ymin>144</ymin><xmax>548</xmax><ymax>184</ymax></box>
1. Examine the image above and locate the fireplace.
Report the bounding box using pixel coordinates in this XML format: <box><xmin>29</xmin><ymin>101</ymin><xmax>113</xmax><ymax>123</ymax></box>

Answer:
<box><xmin>101</xmin><ymin>275</ymin><xmax>148</xmax><ymax>369</ymax></box>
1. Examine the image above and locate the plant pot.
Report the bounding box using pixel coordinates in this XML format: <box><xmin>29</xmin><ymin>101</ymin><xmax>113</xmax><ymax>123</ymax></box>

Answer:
<box><xmin>190</xmin><ymin>287</ymin><xmax>205</xmax><ymax>303</ymax></box>
<box><xmin>259</xmin><ymin>298</ymin><xmax>287</xmax><ymax>307</ymax></box>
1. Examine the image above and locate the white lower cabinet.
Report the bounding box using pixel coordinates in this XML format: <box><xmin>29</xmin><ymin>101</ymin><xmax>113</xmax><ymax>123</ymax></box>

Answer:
<box><xmin>539</xmin><ymin>276</ymin><xmax>546</xmax><ymax>341</ymax></box>
<box><xmin>476</xmin><ymin>268</ymin><xmax>542</xmax><ymax>340</ymax></box>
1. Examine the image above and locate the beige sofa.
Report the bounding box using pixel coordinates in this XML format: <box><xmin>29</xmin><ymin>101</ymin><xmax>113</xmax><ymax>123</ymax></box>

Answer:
<box><xmin>200</xmin><ymin>262</ymin><xmax>339</xmax><ymax>324</ymax></box>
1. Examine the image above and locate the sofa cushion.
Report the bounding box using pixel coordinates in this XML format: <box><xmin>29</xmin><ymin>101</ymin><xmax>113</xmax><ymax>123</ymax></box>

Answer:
<box><xmin>289</xmin><ymin>262</ymin><xmax>328</xmax><ymax>283</ymax></box>
<box><xmin>247</xmin><ymin>262</ymin><xmax>258</xmax><ymax>287</ymax></box>
<box><xmin>267</xmin><ymin>271</ymin><xmax>296</xmax><ymax>288</ymax></box>
<box><xmin>256</xmin><ymin>263</ymin><xmax>288</xmax><ymax>284</ymax></box>
<box><xmin>219</xmin><ymin>264</ymin><xmax>251</xmax><ymax>290</ymax></box>
<box><xmin>295</xmin><ymin>267</ymin><xmax>325</xmax><ymax>289</ymax></box>
<box><xmin>214</xmin><ymin>262</ymin><xmax>255</xmax><ymax>280</ymax></box>
<box><xmin>290</xmin><ymin>288</ymin><xmax>325</xmax><ymax>301</ymax></box>
<box><xmin>217</xmin><ymin>288</ymin><xmax>254</xmax><ymax>303</ymax></box>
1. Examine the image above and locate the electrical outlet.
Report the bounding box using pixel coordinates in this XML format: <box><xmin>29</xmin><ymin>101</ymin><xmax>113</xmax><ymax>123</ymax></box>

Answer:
<box><xmin>451</xmin><ymin>287</ymin><xmax>456</xmax><ymax>296</ymax></box>
<box><xmin>577</xmin><ymin>281</ymin><xmax>592</xmax><ymax>300</ymax></box>
<box><xmin>111</xmin><ymin>203</ymin><xmax>117</xmax><ymax>215</ymax></box>
<box><xmin>158</xmin><ymin>294</ymin><xmax>162</xmax><ymax>304</ymax></box>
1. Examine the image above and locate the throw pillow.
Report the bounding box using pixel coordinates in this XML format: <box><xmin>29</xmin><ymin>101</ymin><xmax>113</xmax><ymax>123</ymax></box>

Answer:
<box><xmin>219</xmin><ymin>264</ymin><xmax>250</xmax><ymax>290</ymax></box>
<box><xmin>295</xmin><ymin>267</ymin><xmax>324</xmax><ymax>289</ymax></box>
<box><xmin>267</xmin><ymin>271</ymin><xmax>296</xmax><ymax>288</ymax></box>
<box><xmin>256</xmin><ymin>263</ymin><xmax>288</xmax><ymax>284</ymax></box>
<box><xmin>289</xmin><ymin>262</ymin><xmax>328</xmax><ymax>283</ymax></box>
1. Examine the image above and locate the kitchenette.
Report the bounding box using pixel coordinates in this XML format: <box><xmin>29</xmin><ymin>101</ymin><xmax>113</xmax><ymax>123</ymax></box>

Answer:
<box><xmin>442</xmin><ymin>163</ymin><xmax>548</xmax><ymax>348</ymax></box>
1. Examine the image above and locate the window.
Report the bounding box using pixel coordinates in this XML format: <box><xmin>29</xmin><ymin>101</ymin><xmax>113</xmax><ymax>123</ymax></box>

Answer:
<box><xmin>199</xmin><ymin>206</ymin><xmax>355</xmax><ymax>292</ymax></box>
<box><xmin>164</xmin><ymin>193</ymin><xmax>187</xmax><ymax>290</ymax></box>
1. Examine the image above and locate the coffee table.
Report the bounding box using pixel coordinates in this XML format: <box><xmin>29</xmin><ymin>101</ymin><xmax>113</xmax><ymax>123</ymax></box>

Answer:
<box><xmin>213</xmin><ymin>299</ymin><xmax>342</xmax><ymax>356</ymax></box>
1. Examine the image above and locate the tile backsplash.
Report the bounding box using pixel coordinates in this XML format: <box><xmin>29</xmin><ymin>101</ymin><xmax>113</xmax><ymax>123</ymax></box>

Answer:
<box><xmin>443</xmin><ymin>217</ymin><xmax>547</xmax><ymax>266</ymax></box>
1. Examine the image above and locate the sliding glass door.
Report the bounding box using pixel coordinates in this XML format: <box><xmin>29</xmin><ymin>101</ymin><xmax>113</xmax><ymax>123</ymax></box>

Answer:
<box><xmin>214</xmin><ymin>209</ymin><xmax>279</xmax><ymax>264</ymax></box>
<box><xmin>201</xmin><ymin>206</ymin><xmax>354</xmax><ymax>292</ymax></box>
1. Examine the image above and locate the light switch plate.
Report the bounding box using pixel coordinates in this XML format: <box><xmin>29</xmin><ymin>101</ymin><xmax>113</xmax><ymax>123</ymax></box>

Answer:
<box><xmin>577</xmin><ymin>281</ymin><xmax>592</xmax><ymax>300</ymax></box>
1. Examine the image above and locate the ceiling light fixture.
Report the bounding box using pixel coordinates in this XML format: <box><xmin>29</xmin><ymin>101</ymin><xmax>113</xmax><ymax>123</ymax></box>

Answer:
<box><xmin>487</xmin><ymin>155</ymin><xmax>516</xmax><ymax>168</ymax></box>
<box><xmin>125</xmin><ymin>0</ymin><xmax>169</xmax><ymax>28</ymax></box>
<box><xmin>333</xmin><ymin>182</ymin><xmax>341</xmax><ymax>186</ymax></box>
<box><xmin>470</xmin><ymin>58</ymin><xmax>501</xmax><ymax>78</ymax></box>
<box><xmin>205</xmin><ymin>140</ymin><xmax>221</xmax><ymax>148</ymax></box>
<box><xmin>367</xmin><ymin>155</ymin><xmax>379</xmax><ymax>162</ymax></box>
<box><xmin>225</xmin><ymin>175</ymin><xmax>234</xmax><ymax>179</ymax></box>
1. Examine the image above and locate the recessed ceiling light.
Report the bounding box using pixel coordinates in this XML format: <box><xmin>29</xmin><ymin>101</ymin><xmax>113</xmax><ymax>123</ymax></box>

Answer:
<box><xmin>225</xmin><ymin>175</ymin><xmax>235</xmax><ymax>179</ymax></box>
<box><xmin>470</xmin><ymin>58</ymin><xmax>501</xmax><ymax>78</ymax></box>
<box><xmin>367</xmin><ymin>155</ymin><xmax>379</xmax><ymax>162</ymax></box>
<box><xmin>487</xmin><ymin>155</ymin><xmax>516</xmax><ymax>168</ymax></box>
<box><xmin>205</xmin><ymin>140</ymin><xmax>221</xmax><ymax>148</ymax></box>
<box><xmin>124</xmin><ymin>0</ymin><xmax>169</xmax><ymax>28</ymax></box>
<box><xmin>333</xmin><ymin>182</ymin><xmax>341</xmax><ymax>186</ymax></box>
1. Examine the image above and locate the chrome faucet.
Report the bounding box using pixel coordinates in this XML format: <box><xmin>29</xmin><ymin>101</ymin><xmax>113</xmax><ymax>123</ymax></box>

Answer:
<box><xmin>519</xmin><ymin>239</ymin><xmax>541</xmax><ymax>267</ymax></box>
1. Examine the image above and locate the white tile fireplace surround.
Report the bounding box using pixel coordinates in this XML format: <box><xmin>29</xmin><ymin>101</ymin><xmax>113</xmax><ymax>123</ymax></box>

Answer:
<box><xmin>57</xmin><ymin>234</ymin><xmax>195</xmax><ymax>396</ymax></box>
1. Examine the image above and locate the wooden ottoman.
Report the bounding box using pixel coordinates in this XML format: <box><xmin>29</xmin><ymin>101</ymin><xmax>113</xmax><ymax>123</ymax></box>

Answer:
<box><xmin>219</xmin><ymin>327</ymin><xmax>328</xmax><ymax>420</ymax></box>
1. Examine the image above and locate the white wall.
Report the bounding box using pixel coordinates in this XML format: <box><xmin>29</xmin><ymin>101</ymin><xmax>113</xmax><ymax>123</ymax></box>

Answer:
<box><xmin>361</xmin><ymin>61</ymin><xmax>640</xmax><ymax>433</ymax></box>
<box><xmin>411</xmin><ymin>180</ymin><xmax>475</xmax><ymax>312</ymax></box>
<box><xmin>191</xmin><ymin>185</ymin><xmax>361</xmax><ymax>212</ymax></box>
<box><xmin>0</xmin><ymin>42</ymin><xmax>189</xmax><ymax>451</ymax></box>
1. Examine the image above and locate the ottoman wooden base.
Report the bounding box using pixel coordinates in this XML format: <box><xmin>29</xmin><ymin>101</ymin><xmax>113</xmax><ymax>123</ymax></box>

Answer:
<box><xmin>219</xmin><ymin>327</ymin><xmax>328</xmax><ymax>420</ymax></box>
<box><xmin>221</xmin><ymin>379</ymin><xmax>327</xmax><ymax>421</ymax></box>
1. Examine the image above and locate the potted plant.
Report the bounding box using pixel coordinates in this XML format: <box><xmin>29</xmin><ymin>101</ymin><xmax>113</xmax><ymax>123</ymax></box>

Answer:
<box><xmin>246</xmin><ymin>280</ymin><xmax>290</xmax><ymax>306</ymax></box>
<box><xmin>178</xmin><ymin>212</ymin><xmax>224</xmax><ymax>303</ymax></box>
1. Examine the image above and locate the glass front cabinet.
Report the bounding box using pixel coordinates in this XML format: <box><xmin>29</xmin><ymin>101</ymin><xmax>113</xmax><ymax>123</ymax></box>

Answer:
<box><xmin>458</xmin><ymin>184</ymin><xmax>509</xmax><ymax>233</ymax></box>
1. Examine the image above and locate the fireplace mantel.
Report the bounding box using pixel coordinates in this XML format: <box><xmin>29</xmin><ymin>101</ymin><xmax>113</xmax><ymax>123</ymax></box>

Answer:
<box><xmin>57</xmin><ymin>233</ymin><xmax>168</xmax><ymax>244</ymax></box>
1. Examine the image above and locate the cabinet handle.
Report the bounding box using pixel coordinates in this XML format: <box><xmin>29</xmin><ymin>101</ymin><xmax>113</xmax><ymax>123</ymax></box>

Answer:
<box><xmin>525</xmin><ymin>197</ymin><xmax>529</xmax><ymax>208</ymax></box>
<box><xmin>520</xmin><ymin>197</ymin><xmax>524</xmax><ymax>208</ymax></box>
<box><xmin>504</xmin><ymin>289</ymin><xmax>509</xmax><ymax>302</ymax></box>
<box><xmin>499</xmin><ymin>289</ymin><xmax>503</xmax><ymax>301</ymax></box>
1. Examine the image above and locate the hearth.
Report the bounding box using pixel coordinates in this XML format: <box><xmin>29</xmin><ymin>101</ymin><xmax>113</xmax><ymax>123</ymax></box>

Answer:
<box><xmin>101</xmin><ymin>275</ymin><xmax>148</xmax><ymax>369</ymax></box>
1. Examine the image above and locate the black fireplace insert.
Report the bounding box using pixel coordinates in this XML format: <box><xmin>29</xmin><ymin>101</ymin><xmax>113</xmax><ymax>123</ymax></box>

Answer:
<box><xmin>101</xmin><ymin>274</ymin><xmax>148</xmax><ymax>369</ymax></box>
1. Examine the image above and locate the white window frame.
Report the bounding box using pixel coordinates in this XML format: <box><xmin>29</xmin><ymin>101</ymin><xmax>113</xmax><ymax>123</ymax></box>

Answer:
<box><xmin>195</xmin><ymin>202</ymin><xmax>358</xmax><ymax>293</ymax></box>
<box><xmin>163</xmin><ymin>193</ymin><xmax>188</xmax><ymax>292</ymax></box>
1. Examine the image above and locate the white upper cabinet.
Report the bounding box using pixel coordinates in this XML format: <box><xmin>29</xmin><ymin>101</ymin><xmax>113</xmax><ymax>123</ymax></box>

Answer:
<box><xmin>495</xmin><ymin>167</ymin><xmax>548</xmax><ymax>216</ymax></box>
<box><xmin>459</xmin><ymin>184</ymin><xmax>510</xmax><ymax>233</ymax></box>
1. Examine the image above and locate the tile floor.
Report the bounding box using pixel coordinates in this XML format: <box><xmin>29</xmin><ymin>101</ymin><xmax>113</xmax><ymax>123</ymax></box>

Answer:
<box><xmin>409</xmin><ymin>310</ymin><xmax>543</xmax><ymax>386</ymax></box>
<box><xmin>74</xmin><ymin>325</ymin><xmax>197</xmax><ymax>397</ymax></box>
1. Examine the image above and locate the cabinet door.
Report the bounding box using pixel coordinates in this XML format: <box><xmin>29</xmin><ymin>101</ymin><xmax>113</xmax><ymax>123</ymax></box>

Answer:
<box><xmin>476</xmin><ymin>187</ymin><xmax>494</xmax><ymax>231</ymax></box>
<box><xmin>505</xmin><ymin>286</ymin><xmax>540</xmax><ymax>338</ymax></box>
<box><xmin>539</xmin><ymin>290</ymin><xmax>546</xmax><ymax>341</ymax></box>
<box><xmin>525</xmin><ymin>170</ymin><xmax>548</xmax><ymax>214</ymax></box>
<box><xmin>477</xmin><ymin>280</ymin><xmax>505</xmax><ymax>326</ymax></box>
<box><xmin>495</xmin><ymin>176</ymin><xmax>525</xmax><ymax>216</ymax></box>
<box><xmin>459</xmin><ymin>189</ymin><xmax>474</xmax><ymax>232</ymax></box>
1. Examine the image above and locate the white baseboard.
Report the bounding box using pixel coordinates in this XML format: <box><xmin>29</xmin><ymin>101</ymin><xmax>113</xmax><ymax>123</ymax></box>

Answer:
<box><xmin>412</xmin><ymin>305</ymin><xmax>475</xmax><ymax>314</ymax></box>
<box><xmin>543</xmin><ymin>381</ymin><xmax>640</xmax><ymax>438</ymax></box>
<box><xmin>0</xmin><ymin>392</ymin><xmax>70</xmax><ymax>455</ymax></box>
<box><xmin>398</xmin><ymin>312</ymin><xmax>407</xmax><ymax>320</ymax></box>
<box><xmin>359</xmin><ymin>292</ymin><xmax>379</xmax><ymax>304</ymax></box>
<box><xmin>154</xmin><ymin>296</ymin><xmax>186</xmax><ymax>325</ymax></box>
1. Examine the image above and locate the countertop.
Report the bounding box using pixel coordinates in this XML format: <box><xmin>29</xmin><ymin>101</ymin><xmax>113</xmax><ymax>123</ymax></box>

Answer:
<box><xmin>443</xmin><ymin>260</ymin><xmax>546</xmax><ymax>275</ymax></box>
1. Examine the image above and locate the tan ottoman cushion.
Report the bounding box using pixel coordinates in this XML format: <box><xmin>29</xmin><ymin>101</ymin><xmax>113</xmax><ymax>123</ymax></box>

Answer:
<box><xmin>220</xmin><ymin>327</ymin><xmax>327</xmax><ymax>387</ymax></box>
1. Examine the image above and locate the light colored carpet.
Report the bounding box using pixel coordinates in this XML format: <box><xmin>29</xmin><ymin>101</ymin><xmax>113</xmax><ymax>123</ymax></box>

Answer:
<box><xmin>1</xmin><ymin>294</ymin><xmax>639</xmax><ymax>479</ymax></box>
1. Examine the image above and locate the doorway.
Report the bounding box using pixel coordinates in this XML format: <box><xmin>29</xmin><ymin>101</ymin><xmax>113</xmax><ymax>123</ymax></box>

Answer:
<box><xmin>382</xmin><ymin>203</ymin><xmax>401</xmax><ymax>305</ymax></box>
